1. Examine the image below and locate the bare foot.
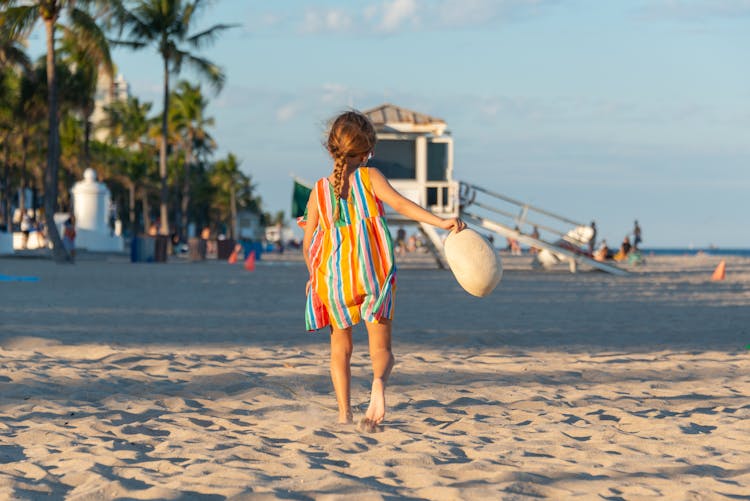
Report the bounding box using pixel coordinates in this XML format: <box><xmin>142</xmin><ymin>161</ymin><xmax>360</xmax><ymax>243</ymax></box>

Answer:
<box><xmin>365</xmin><ymin>377</ymin><xmax>386</xmax><ymax>425</ymax></box>
<box><xmin>357</xmin><ymin>416</ymin><xmax>377</xmax><ymax>433</ymax></box>
<box><xmin>338</xmin><ymin>410</ymin><xmax>353</xmax><ymax>424</ymax></box>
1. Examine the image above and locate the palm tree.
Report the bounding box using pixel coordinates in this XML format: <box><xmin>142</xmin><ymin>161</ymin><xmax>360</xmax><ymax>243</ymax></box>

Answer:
<box><xmin>0</xmin><ymin>0</ymin><xmax>113</xmax><ymax>262</ymax></box>
<box><xmin>59</xmin><ymin>25</ymin><xmax>114</xmax><ymax>171</ymax></box>
<box><xmin>111</xmin><ymin>0</ymin><xmax>233</xmax><ymax>237</ymax></box>
<box><xmin>0</xmin><ymin>25</ymin><xmax>31</xmax><ymax>231</ymax></box>
<box><xmin>209</xmin><ymin>153</ymin><xmax>241</xmax><ymax>239</ymax></box>
<box><xmin>209</xmin><ymin>153</ymin><xmax>259</xmax><ymax>240</ymax></box>
<box><xmin>15</xmin><ymin>63</ymin><xmax>46</xmax><ymax>216</ymax></box>
<box><xmin>101</xmin><ymin>95</ymin><xmax>153</xmax><ymax>232</ymax></box>
<box><xmin>0</xmin><ymin>70</ymin><xmax>17</xmax><ymax>230</ymax></box>
<box><xmin>170</xmin><ymin>80</ymin><xmax>214</xmax><ymax>240</ymax></box>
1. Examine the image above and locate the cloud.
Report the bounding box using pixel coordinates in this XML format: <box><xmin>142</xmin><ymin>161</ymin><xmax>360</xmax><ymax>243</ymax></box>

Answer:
<box><xmin>300</xmin><ymin>7</ymin><xmax>354</xmax><ymax>34</ymax></box>
<box><xmin>432</xmin><ymin>0</ymin><xmax>558</xmax><ymax>28</ymax></box>
<box><xmin>377</xmin><ymin>0</ymin><xmax>419</xmax><ymax>32</ymax></box>
<box><xmin>276</xmin><ymin>103</ymin><xmax>300</xmax><ymax>122</ymax></box>
<box><xmin>245</xmin><ymin>0</ymin><xmax>558</xmax><ymax>36</ymax></box>
<box><xmin>269</xmin><ymin>83</ymin><xmax>371</xmax><ymax>123</ymax></box>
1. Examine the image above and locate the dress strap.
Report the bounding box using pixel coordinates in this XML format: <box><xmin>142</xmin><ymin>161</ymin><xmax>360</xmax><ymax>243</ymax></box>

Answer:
<box><xmin>315</xmin><ymin>179</ymin><xmax>333</xmax><ymax>230</ymax></box>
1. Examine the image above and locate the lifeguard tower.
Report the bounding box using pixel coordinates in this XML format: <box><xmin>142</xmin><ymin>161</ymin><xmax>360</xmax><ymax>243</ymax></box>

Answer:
<box><xmin>363</xmin><ymin>104</ymin><xmax>459</xmax><ymax>265</ymax></box>
<box><xmin>362</xmin><ymin>104</ymin><xmax>626</xmax><ymax>275</ymax></box>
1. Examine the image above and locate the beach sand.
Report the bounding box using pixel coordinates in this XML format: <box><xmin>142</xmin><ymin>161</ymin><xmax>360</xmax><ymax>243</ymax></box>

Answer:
<box><xmin>0</xmin><ymin>253</ymin><xmax>748</xmax><ymax>499</ymax></box>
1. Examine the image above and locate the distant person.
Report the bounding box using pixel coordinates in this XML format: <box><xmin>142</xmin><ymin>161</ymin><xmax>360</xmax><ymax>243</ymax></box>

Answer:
<box><xmin>633</xmin><ymin>220</ymin><xmax>642</xmax><ymax>249</ymax></box>
<box><xmin>614</xmin><ymin>236</ymin><xmax>632</xmax><ymax>261</ymax></box>
<box><xmin>108</xmin><ymin>201</ymin><xmax>117</xmax><ymax>236</ymax></box>
<box><xmin>27</xmin><ymin>216</ymin><xmax>42</xmax><ymax>248</ymax></box>
<box><xmin>20</xmin><ymin>213</ymin><xmax>31</xmax><ymax>249</ymax></box>
<box><xmin>588</xmin><ymin>221</ymin><xmax>597</xmax><ymax>255</ymax></box>
<box><xmin>594</xmin><ymin>239</ymin><xmax>609</xmax><ymax>262</ymax></box>
<box><xmin>530</xmin><ymin>225</ymin><xmax>541</xmax><ymax>254</ymax></box>
<box><xmin>301</xmin><ymin>110</ymin><xmax>465</xmax><ymax>431</ymax></box>
<box><xmin>63</xmin><ymin>216</ymin><xmax>76</xmax><ymax>261</ymax></box>
<box><xmin>506</xmin><ymin>226</ymin><xmax>521</xmax><ymax>256</ymax></box>
<box><xmin>35</xmin><ymin>218</ymin><xmax>47</xmax><ymax>247</ymax></box>
<box><xmin>407</xmin><ymin>234</ymin><xmax>417</xmax><ymax>253</ymax></box>
<box><xmin>395</xmin><ymin>227</ymin><xmax>407</xmax><ymax>255</ymax></box>
<box><xmin>195</xmin><ymin>226</ymin><xmax>211</xmax><ymax>260</ymax></box>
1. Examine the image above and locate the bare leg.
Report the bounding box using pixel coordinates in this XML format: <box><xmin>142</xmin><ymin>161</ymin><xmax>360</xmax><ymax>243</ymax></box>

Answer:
<box><xmin>360</xmin><ymin>319</ymin><xmax>394</xmax><ymax>431</ymax></box>
<box><xmin>330</xmin><ymin>326</ymin><xmax>353</xmax><ymax>424</ymax></box>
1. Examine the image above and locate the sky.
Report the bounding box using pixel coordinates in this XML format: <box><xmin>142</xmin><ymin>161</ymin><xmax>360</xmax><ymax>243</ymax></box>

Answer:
<box><xmin>29</xmin><ymin>0</ymin><xmax>750</xmax><ymax>247</ymax></box>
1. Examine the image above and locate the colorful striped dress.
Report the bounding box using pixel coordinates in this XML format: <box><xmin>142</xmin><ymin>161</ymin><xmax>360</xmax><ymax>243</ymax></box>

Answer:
<box><xmin>302</xmin><ymin>167</ymin><xmax>396</xmax><ymax>331</ymax></box>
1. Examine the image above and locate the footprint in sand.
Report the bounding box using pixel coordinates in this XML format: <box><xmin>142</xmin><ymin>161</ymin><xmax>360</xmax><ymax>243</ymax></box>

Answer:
<box><xmin>586</xmin><ymin>409</ymin><xmax>621</xmax><ymax>422</ymax></box>
<box><xmin>561</xmin><ymin>431</ymin><xmax>592</xmax><ymax>442</ymax></box>
<box><xmin>679</xmin><ymin>422</ymin><xmax>717</xmax><ymax>435</ymax></box>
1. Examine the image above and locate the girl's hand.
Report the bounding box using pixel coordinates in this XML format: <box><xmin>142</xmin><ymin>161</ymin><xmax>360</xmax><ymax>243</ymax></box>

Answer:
<box><xmin>440</xmin><ymin>217</ymin><xmax>466</xmax><ymax>232</ymax></box>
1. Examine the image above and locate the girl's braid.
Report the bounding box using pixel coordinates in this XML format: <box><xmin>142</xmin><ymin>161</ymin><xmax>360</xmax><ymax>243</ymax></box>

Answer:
<box><xmin>330</xmin><ymin>144</ymin><xmax>348</xmax><ymax>222</ymax></box>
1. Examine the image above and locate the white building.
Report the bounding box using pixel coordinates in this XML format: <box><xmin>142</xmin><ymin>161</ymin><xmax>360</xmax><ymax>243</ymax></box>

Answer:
<box><xmin>90</xmin><ymin>71</ymin><xmax>130</xmax><ymax>143</ymax></box>
<box><xmin>363</xmin><ymin>104</ymin><xmax>459</xmax><ymax>220</ymax></box>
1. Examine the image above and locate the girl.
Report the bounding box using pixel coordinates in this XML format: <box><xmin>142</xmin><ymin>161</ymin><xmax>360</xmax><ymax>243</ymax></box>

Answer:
<box><xmin>301</xmin><ymin>110</ymin><xmax>464</xmax><ymax>431</ymax></box>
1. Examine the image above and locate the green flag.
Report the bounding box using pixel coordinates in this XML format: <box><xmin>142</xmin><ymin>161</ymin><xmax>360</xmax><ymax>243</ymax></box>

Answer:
<box><xmin>292</xmin><ymin>179</ymin><xmax>312</xmax><ymax>219</ymax></box>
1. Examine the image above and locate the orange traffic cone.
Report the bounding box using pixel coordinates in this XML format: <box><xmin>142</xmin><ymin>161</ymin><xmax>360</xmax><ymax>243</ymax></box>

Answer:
<box><xmin>227</xmin><ymin>244</ymin><xmax>241</xmax><ymax>264</ymax></box>
<box><xmin>244</xmin><ymin>250</ymin><xmax>256</xmax><ymax>272</ymax></box>
<box><xmin>711</xmin><ymin>260</ymin><xmax>726</xmax><ymax>281</ymax></box>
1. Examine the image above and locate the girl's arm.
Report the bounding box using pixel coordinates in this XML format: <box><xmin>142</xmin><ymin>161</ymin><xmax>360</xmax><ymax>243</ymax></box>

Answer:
<box><xmin>302</xmin><ymin>189</ymin><xmax>319</xmax><ymax>276</ymax></box>
<box><xmin>369</xmin><ymin>168</ymin><xmax>464</xmax><ymax>232</ymax></box>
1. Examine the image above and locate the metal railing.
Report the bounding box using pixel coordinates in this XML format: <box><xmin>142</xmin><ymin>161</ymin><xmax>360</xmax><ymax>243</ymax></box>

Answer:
<box><xmin>459</xmin><ymin>182</ymin><xmax>591</xmax><ymax>246</ymax></box>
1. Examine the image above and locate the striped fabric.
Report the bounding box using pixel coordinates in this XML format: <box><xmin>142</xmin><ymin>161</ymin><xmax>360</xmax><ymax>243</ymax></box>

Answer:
<box><xmin>301</xmin><ymin>167</ymin><xmax>396</xmax><ymax>331</ymax></box>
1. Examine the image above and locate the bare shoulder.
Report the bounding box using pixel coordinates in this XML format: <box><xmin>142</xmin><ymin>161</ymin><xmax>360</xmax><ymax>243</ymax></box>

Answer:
<box><xmin>366</xmin><ymin>167</ymin><xmax>386</xmax><ymax>180</ymax></box>
<box><xmin>366</xmin><ymin>167</ymin><xmax>389</xmax><ymax>189</ymax></box>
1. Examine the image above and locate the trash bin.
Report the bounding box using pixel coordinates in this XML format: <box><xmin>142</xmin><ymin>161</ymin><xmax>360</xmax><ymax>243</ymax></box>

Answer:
<box><xmin>154</xmin><ymin>235</ymin><xmax>169</xmax><ymax>262</ymax></box>
<box><xmin>131</xmin><ymin>236</ymin><xmax>156</xmax><ymax>262</ymax></box>
<box><xmin>188</xmin><ymin>237</ymin><xmax>206</xmax><ymax>261</ymax></box>
<box><xmin>130</xmin><ymin>236</ymin><xmax>141</xmax><ymax>262</ymax></box>
<box><xmin>217</xmin><ymin>239</ymin><xmax>236</xmax><ymax>260</ymax></box>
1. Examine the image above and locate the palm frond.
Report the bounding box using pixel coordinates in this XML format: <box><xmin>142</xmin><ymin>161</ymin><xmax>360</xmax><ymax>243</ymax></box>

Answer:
<box><xmin>109</xmin><ymin>38</ymin><xmax>147</xmax><ymax>50</ymax></box>
<box><xmin>0</xmin><ymin>42</ymin><xmax>32</xmax><ymax>72</ymax></box>
<box><xmin>95</xmin><ymin>0</ymin><xmax>131</xmax><ymax>33</ymax></box>
<box><xmin>186</xmin><ymin>23</ymin><xmax>238</xmax><ymax>50</ymax></box>
<box><xmin>68</xmin><ymin>7</ymin><xmax>114</xmax><ymax>75</ymax></box>
<box><xmin>0</xmin><ymin>5</ymin><xmax>39</xmax><ymax>39</ymax></box>
<box><xmin>183</xmin><ymin>53</ymin><xmax>225</xmax><ymax>93</ymax></box>
<box><xmin>181</xmin><ymin>0</ymin><xmax>207</xmax><ymax>30</ymax></box>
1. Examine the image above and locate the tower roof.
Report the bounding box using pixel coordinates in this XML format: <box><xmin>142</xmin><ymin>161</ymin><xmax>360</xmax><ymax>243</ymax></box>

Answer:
<box><xmin>363</xmin><ymin>103</ymin><xmax>447</xmax><ymax>135</ymax></box>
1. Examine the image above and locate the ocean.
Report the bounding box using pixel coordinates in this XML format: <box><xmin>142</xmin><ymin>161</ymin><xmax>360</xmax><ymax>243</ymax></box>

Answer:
<box><xmin>642</xmin><ymin>248</ymin><xmax>750</xmax><ymax>257</ymax></box>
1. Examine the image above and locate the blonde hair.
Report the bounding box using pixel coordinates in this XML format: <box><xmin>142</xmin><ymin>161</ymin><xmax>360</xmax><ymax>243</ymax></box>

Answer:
<box><xmin>326</xmin><ymin>110</ymin><xmax>376</xmax><ymax>221</ymax></box>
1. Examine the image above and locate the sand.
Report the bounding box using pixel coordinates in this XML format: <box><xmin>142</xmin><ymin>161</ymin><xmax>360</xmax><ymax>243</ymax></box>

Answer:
<box><xmin>0</xmin><ymin>252</ymin><xmax>748</xmax><ymax>499</ymax></box>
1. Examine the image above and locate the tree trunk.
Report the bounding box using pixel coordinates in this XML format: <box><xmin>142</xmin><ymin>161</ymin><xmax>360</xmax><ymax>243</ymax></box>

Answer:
<box><xmin>19</xmin><ymin>135</ymin><xmax>29</xmax><ymax>215</ymax></box>
<box><xmin>83</xmin><ymin>105</ymin><xmax>92</xmax><ymax>169</ymax></box>
<box><xmin>43</xmin><ymin>19</ymin><xmax>69</xmax><ymax>263</ymax></box>
<box><xmin>159</xmin><ymin>56</ymin><xmax>170</xmax><ymax>236</ymax></box>
<box><xmin>128</xmin><ymin>182</ymin><xmax>136</xmax><ymax>235</ymax></box>
<box><xmin>180</xmin><ymin>140</ymin><xmax>192</xmax><ymax>241</ymax></box>
<box><xmin>142</xmin><ymin>188</ymin><xmax>150</xmax><ymax>234</ymax></box>
<box><xmin>230</xmin><ymin>185</ymin><xmax>237</xmax><ymax>240</ymax></box>
<box><xmin>2</xmin><ymin>139</ymin><xmax>10</xmax><ymax>231</ymax></box>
